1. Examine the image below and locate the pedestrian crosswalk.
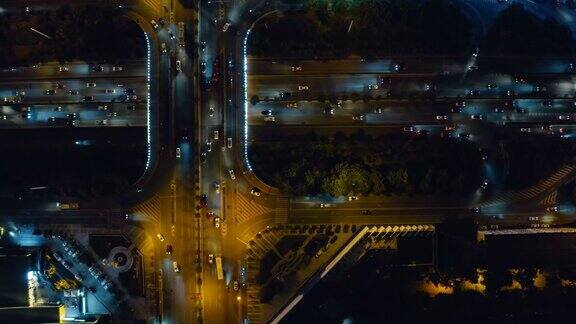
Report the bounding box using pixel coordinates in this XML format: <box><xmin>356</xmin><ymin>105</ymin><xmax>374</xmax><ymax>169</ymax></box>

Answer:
<box><xmin>540</xmin><ymin>190</ymin><xmax>558</xmax><ymax>206</ymax></box>
<box><xmin>235</xmin><ymin>193</ymin><xmax>273</xmax><ymax>223</ymax></box>
<box><xmin>275</xmin><ymin>197</ymin><xmax>289</xmax><ymax>224</ymax></box>
<box><xmin>483</xmin><ymin>164</ymin><xmax>576</xmax><ymax>207</ymax></box>
<box><xmin>131</xmin><ymin>194</ymin><xmax>162</xmax><ymax>223</ymax></box>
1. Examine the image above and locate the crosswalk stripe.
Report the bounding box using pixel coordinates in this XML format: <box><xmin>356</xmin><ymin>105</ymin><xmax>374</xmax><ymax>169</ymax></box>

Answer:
<box><xmin>483</xmin><ymin>164</ymin><xmax>575</xmax><ymax>206</ymax></box>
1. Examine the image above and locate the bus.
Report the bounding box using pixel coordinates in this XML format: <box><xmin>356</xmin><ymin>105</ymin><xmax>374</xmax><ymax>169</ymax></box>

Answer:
<box><xmin>215</xmin><ymin>256</ymin><xmax>223</xmax><ymax>280</ymax></box>
<box><xmin>178</xmin><ymin>22</ymin><xmax>185</xmax><ymax>48</ymax></box>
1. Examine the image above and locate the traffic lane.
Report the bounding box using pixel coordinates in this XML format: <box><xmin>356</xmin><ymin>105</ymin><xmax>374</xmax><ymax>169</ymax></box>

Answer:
<box><xmin>248</xmin><ymin>57</ymin><xmax>575</xmax><ymax>75</ymax></box>
<box><xmin>249</xmin><ymin>57</ymin><xmax>465</xmax><ymax>75</ymax></box>
<box><xmin>288</xmin><ymin>209</ymin><xmax>572</xmax><ymax>225</ymax></box>
<box><xmin>0</xmin><ymin>101</ymin><xmax>146</xmax><ymax>127</ymax></box>
<box><xmin>248</xmin><ymin>98</ymin><xmax>576</xmax><ymax>123</ymax></box>
<box><xmin>0</xmin><ymin>78</ymin><xmax>147</xmax><ymax>103</ymax></box>
<box><xmin>248</xmin><ymin>73</ymin><xmax>576</xmax><ymax>100</ymax></box>
<box><xmin>248</xmin><ymin>109</ymin><xmax>576</xmax><ymax>126</ymax></box>
<box><xmin>0</xmin><ymin>60</ymin><xmax>146</xmax><ymax>80</ymax></box>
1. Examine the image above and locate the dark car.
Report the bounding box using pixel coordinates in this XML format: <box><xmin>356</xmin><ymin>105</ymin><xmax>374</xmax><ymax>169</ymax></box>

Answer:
<box><xmin>83</xmin><ymin>95</ymin><xmax>94</xmax><ymax>101</ymax></box>
<box><xmin>200</xmin><ymin>194</ymin><xmax>208</xmax><ymax>207</ymax></box>
<box><xmin>67</xmin><ymin>113</ymin><xmax>79</xmax><ymax>119</ymax></box>
<box><xmin>92</xmin><ymin>66</ymin><xmax>104</xmax><ymax>72</ymax></box>
<box><xmin>468</xmin><ymin>89</ymin><xmax>480</xmax><ymax>97</ymax></box>
<box><xmin>261</xmin><ymin>110</ymin><xmax>273</xmax><ymax>116</ymax></box>
<box><xmin>542</xmin><ymin>100</ymin><xmax>553</xmax><ymax>107</ymax></box>
<box><xmin>44</xmin><ymin>89</ymin><xmax>55</xmax><ymax>95</ymax></box>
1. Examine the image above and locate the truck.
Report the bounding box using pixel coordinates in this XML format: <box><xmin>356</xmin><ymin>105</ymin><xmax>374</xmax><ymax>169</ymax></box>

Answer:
<box><xmin>215</xmin><ymin>256</ymin><xmax>223</xmax><ymax>280</ymax></box>
<box><xmin>178</xmin><ymin>22</ymin><xmax>185</xmax><ymax>48</ymax></box>
<box><xmin>57</xmin><ymin>202</ymin><xmax>79</xmax><ymax>210</ymax></box>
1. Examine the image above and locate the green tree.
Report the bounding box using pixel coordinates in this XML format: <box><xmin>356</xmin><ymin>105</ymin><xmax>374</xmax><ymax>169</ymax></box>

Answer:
<box><xmin>322</xmin><ymin>163</ymin><xmax>371</xmax><ymax>196</ymax></box>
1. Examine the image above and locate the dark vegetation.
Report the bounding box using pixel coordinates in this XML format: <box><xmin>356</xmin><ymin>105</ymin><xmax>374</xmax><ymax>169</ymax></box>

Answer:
<box><xmin>249</xmin><ymin>0</ymin><xmax>473</xmax><ymax>58</ymax></box>
<box><xmin>0</xmin><ymin>4</ymin><xmax>145</xmax><ymax>68</ymax></box>
<box><xmin>0</xmin><ymin>128</ymin><xmax>146</xmax><ymax>202</ymax></box>
<box><xmin>250</xmin><ymin>131</ymin><xmax>483</xmax><ymax>197</ymax></box>
<box><xmin>481</xmin><ymin>4</ymin><xmax>576</xmax><ymax>57</ymax></box>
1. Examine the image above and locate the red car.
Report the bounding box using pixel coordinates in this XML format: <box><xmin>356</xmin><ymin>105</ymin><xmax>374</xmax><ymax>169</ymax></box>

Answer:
<box><xmin>166</xmin><ymin>244</ymin><xmax>173</xmax><ymax>255</ymax></box>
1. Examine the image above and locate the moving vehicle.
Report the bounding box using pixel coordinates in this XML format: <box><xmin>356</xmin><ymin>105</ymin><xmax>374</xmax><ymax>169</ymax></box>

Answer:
<box><xmin>216</xmin><ymin>257</ymin><xmax>223</xmax><ymax>280</ymax></box>
<box><xmin>58</xmin><ymin>202</ymin><xmax>79</xmax><ymax>210</ymax></box>
<box><xmin>250</xmin><ymin>187</ymin><xmax>261</xmax><ymax>196</ymax></box>
<box><xmin>222</xmin><ymin>22</ymin><xmax>231</xmax><ymax>32</ymax></box>
<box><xmin>176</xmin><ymin>60</ymin><xmax>181</xmax><ymax>72</ymax></box>
<box><xmin>208</xmin><ymin>254</ymin><xmax>214</xmax><ymax>264</ymax></box>
<box><xmin>151</xmin><ymin>20</ymin><xmax>159</xmax><ymax>30</ymax></box>
<box><xmin>229</xmin><ymin>169</ymin><xmax>236</xmax><ymax>180</ymax></box>
<box><xmin>178</xmin><ymin>22</ymin><xmax>186</xmax><ymax>47</ymax></box>
<box><xmin>227</xmin><ymin>137</ymin><xmax>232</xmax><ymax>148</ymax></box>
<box><xmin>156</xmin><ymin>233</ymin><xmax>165</xmax><ymax>242</ymax></box>
<box><xmin>172</xmin><ymin>261</ymin><xmax>181</xmax><ymax>272</ymax></box>
<box><xmin>176</xmin><ymin>147</ymin><xmax>181</xmax><ymax>159</ymax></box>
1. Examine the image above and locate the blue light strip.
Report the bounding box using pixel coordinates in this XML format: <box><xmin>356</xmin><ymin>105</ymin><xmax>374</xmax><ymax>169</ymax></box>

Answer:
<box><xmin>145</xmin><ymin>32</ymin><xmax>152</xmax><ymax>170</ymax></box>
<box><xmin>243</xmin><ymin>30</ymin><xmax>252</xmax><ymax>172</ymax></box>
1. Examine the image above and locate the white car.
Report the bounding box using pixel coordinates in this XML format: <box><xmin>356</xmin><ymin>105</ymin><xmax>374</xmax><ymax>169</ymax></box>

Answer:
<box><xmin>172</xmin><ymin>261</ymin><xmax>181</xmax><ymax>273</ymax></box>
<box><xmin>112</xmin><ymin>66</ymin><xmax>123</xmax><ymax>72</ymax></box>
<box><xmin>214</xmin><ymin>130</ymin><xmax>219</xmax><ymax>140</ymax></box>
<box><xmin>435</xmin><ymin>115</ymin><xmax>448</xmax><ymax>120</ymax></box>
<box><xmin>176</xmin><ymin>147</ymin><xmax>181</xmax><ymax>159</ymax></box>
<box><xmin>250</xmin><ymin>187</ymin><xmax>261</xmax><ymax>196</ymax></box>
<box><xmin>86</xmin><ymin>82</ymin><xmax>96</xmax><ymax>88</ymax></box>
<box><xmin>264</xmin><ymin>116</ymin><xmax>276</xmax><ymax>122</ymax></box>
<box><xmin>233</xmin><ymin>280</ymin><xmax>239</xmax><ymax>291</ymax></box>
<box><xmin>59</xmin><ymin>66</ymin><xmax>69</xmax><ymax>72</ymax></box>
<box><xmin>528</xmin><ymin>216</ymin><xmax>539</xmax><ymax>221</ymax></box>
<box><xmin>151</xmin><ymin>20</ymin><xmax>159</xmax><ymax>30</ymax></box>
<box><xmin>367</xmin><ymin>84</ymin><xmax>379</xmax><ymax>90</ymax></box>
<box><xmin>222</xmin><ymin>22</ymin><xmax>231</xmax><ymax>32</ymax></box>
<box><xmin>156</xmin><ymin>233</ymin><xmax>165</xmax><ymax>242</ymax></box>
<box><xmin>208</xmin><ymin>254</ymin><xmax>214</xmax><ymax>263</ymax></box>
<box><xmin>229</xmin><ymin>169</ymin><xmax>236</xmax><ymax>180</ymax></box>
<box><xmin>207</xmin><ymin>140</ymin><xmax>212</xmax><ymax>152</ymax></box>
<box><xmin>298</xmin><ymin>85</ymin><xmax>309</xmax><ymax>91</ymax></box>
<box><xmin>214</xmin><ymin>217</ymin><xmax>221</xmax><ymax>228</ymax></box>
<box><xmin>520</xmin><ymin>128</ymin><xmax>531</xmax><ymax>133</ymax></box>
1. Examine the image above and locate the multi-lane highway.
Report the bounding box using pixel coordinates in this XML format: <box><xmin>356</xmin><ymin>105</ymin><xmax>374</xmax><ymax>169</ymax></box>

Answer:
<box><xmin>3</xmin><ymin>0</ymin><xmax>576</xmax><ymax>323</ymax></box>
